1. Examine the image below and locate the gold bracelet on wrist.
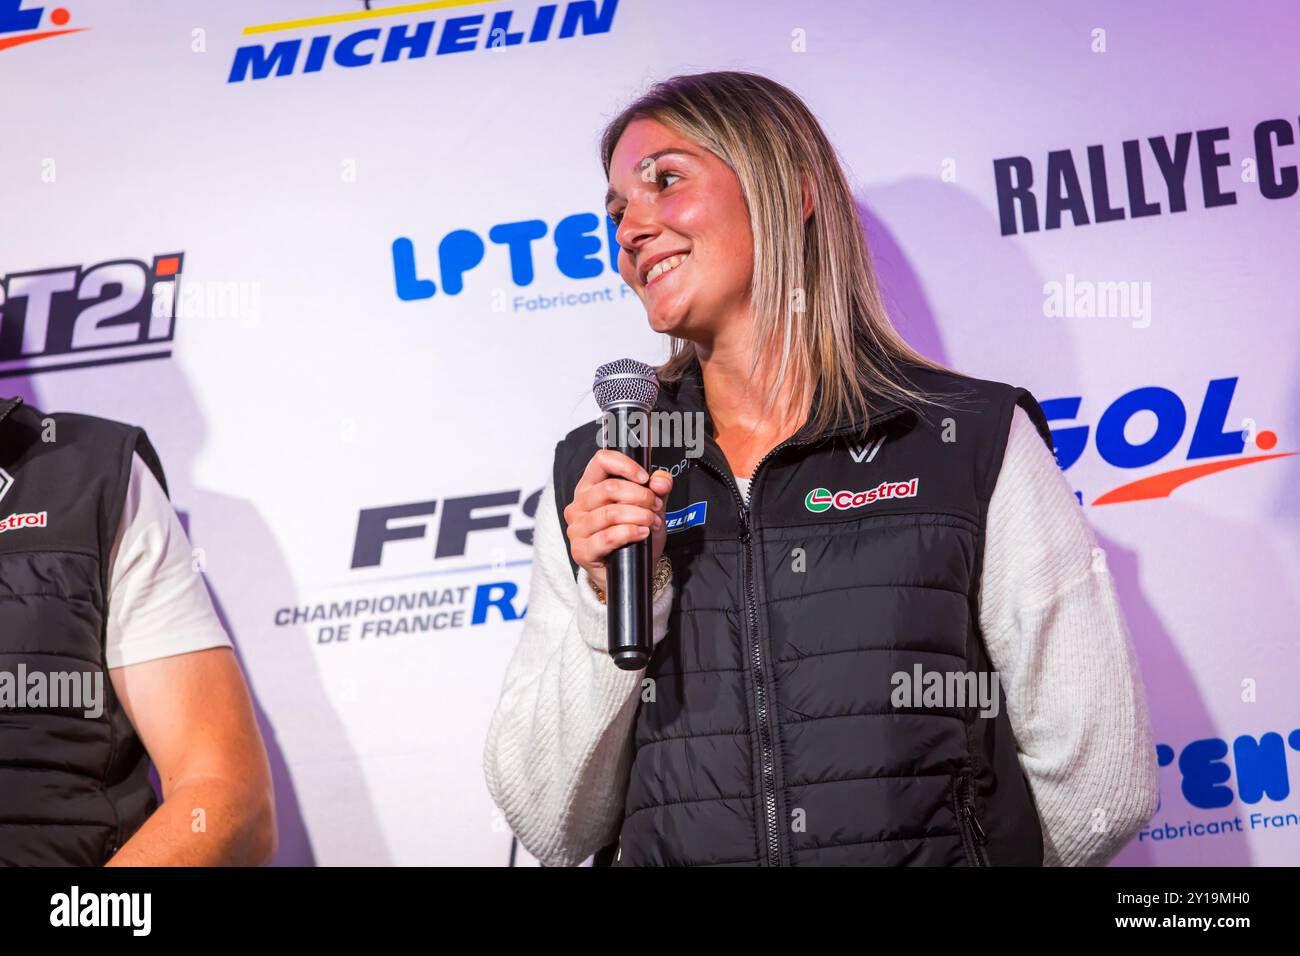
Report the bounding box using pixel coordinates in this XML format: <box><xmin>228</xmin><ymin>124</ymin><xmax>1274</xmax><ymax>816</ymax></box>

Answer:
<box><xmin>589</xmin><ymin>554</ymin><xmax>672</xmax><ymax>605</ymax></box>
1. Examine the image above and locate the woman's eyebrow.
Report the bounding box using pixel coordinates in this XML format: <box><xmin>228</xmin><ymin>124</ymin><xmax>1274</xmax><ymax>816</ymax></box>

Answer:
<box><xmin>605</xmin><ymin>147</ymin><xmax>699</xmax><ymax>206</ymax></box>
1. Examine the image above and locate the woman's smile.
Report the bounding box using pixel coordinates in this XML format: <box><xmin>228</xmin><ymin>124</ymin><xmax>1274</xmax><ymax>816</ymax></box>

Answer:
<box><xmin>645</xmin><ymin>252</ymin><xmax>690</xmax><ymax>288</ymax></box>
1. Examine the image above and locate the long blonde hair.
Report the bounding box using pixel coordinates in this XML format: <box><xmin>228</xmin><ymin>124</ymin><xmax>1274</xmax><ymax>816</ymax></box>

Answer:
<box><xmin>600</xmin><ymin>70</ymin><xmax>968</xmax><ymax>438</ymax></box>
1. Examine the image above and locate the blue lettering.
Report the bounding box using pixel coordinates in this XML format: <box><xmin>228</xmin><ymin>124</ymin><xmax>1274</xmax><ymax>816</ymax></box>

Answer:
<box><xmin>228</xmin><ymin>40</ymin><xmax>302</xmax><ymax>83</ymax></box>
<box><xmin>438</xmin><ymin>14</ymin><xmax>483</xmax><ymax>54</ymax></box>
<box><xmin>0</xmin><ymin>0</ymin><xmax>42</xmax><ymax>34</ymax></box>
<box><xmin>1180</xmin><ymin>737</ymin><xmax>1234</xmax><ymax>810</ymax></box>
<box><xmin>383</xmin><ymin>20</ymin><xmax>434</xmax><ymax>62</ymax></box>
<box><xmin>1233</xmin><ymin>732</ymin><xmax>1290</xmax><ymax>804</ymax></box>
<box><xmin>392</xmin><ymin>238</ymin><xmax>436</xmax><ymax>301</ymax></box>
<box><xmin>555</xmin><ymin>214</ymin><xmax>605</xmax><ymax>280</ymax></box>
<box><xmin>485</xmin><ymin>10</ymin><xmax>526</xmax><ymax>48</ymax></box>
<box><xmin>488</xmin><ymin>221</ymin><xmax>546</xmax><ymax>286</ymax></box>
<box><xmin>304</xmin><ymin>34</ymin><xmax>330</xmax><ymax>73</ymax></box>
<box><xmin>1187</xmin><ymin>377</ymin><xmax>1246</xmax><ymax>459</ymax></box>
<box><xmin>334</xmin><ymin>28</ymin><xmax>380</xmax><ymax>68</ymax></box>
<box><xmin>1096</xmin><ymin>386</ymin><xmax>1185</xmax><ymax>468</ymax></box>
<box><xmin>473</xmin><ymin>581</ymin><xmax>522</xmax><ymax>624</ymax></box>
<box><xmin>605</xmin><ymin>215</ymin><xmax>620</xmax><ymax>271</ymax></box>
<box><xmin>559</xmin><ymin>0</ymin><xmax>619</xmax><ymax>39</ymax></box>
<box><xmin>439</xmin><ymin>230</ymin><xmax>487</xmax><ymax>295</ymax></box>
<box><xmin>529</xmin><ymin>4</ymin><xmax>557</xmax><ymax>42</ymax></box>
<box><xmin>1041</xmin><ymin>397</ymin><xmax>1087</xmax><ymax>470</ymax></box>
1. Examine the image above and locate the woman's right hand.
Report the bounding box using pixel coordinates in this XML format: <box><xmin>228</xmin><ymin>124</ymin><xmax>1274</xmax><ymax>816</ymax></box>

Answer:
<box><xmin>563</xmin><ymin>449</ymin><xmax>674</xmax><ymax>594</ymax></box>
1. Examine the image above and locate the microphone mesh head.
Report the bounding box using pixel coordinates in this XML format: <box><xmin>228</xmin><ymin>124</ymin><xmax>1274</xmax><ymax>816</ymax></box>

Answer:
<box><xmin>593</xmin><ymin>358</ymin><xmax>659</xmax><ymax>412</ymax></box>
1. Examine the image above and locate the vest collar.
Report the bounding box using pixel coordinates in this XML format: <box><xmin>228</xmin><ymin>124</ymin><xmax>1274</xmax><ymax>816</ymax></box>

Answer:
<box><xmin>0</xmin><ymin>397</ymin><xmax>22</xmax><ymax>428</ymax></box>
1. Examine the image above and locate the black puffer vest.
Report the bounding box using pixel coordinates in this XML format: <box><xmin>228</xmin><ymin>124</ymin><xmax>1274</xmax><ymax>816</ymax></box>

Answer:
<box><xmin>553</xmin><ymin>357</ymin><xmax>1055</xmax><ymax>866</ymax></box>
<box><xmin>0</xmin><ymin>396</ymin><xmax>164</xmax><ymax>865</ymax></box>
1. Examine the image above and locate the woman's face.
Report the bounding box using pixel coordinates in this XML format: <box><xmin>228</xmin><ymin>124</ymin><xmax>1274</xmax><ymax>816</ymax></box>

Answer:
<box><xmin>605</xmin><ymin>117</ymin><xmax>755</xmax><ymax>342</ymax></box>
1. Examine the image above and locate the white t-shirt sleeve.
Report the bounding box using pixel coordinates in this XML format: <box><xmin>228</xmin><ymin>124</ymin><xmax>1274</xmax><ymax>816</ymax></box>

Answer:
<box><xmin>104</xmin><ymin>452</ymin><xmax>233</xmax><ymax>669</ymax></box>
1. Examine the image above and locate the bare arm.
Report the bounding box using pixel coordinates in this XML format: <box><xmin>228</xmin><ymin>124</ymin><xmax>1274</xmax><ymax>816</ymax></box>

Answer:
<box><xmin>105</xmin><ymin>647</ymin><xmax>276</xmax><ymax>866</ymax></box>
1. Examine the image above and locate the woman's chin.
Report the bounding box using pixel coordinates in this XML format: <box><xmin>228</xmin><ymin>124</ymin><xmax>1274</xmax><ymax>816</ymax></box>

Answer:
<box><xmin>646</xmin><ymin>311</ymin><xmax>681</xmax><ymax>335</ymax></box>
<box><xmin>645</xmin><ymin>300</ymin><xmax>694</xmax><ymax>336</ymax></box>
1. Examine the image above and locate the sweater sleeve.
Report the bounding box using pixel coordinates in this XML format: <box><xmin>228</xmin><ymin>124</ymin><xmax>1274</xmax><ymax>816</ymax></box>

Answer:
<box><xmin>482</xmin><ymin>472</ymin><xmax>675</xmax><ymax>866</ymax></box>
<box><xmin>978</xmin><ymin>405</ymin><xmax>1159</xmax><ymax>866</ymax></box>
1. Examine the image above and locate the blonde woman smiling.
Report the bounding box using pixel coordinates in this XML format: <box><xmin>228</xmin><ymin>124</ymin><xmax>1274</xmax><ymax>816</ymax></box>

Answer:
<box><xmin>485</xmin><ymin>71</ymin><xmax>1157</xmax><ymax>867</ymax></box>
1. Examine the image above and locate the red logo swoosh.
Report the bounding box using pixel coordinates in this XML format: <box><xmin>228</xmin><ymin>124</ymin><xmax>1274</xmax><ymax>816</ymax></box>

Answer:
<box><xmin>0</xmin><ymin>27</ymin><xmax>87</xmax><ymax>53</ymax></box>
<box><xmin>1092</xmin><ymin>452</ymin><xmax>1297</xmax><ymax>505</ymax></box>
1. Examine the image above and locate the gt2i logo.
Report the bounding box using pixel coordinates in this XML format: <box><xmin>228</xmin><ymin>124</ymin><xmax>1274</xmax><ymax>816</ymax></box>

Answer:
<box><xmin>805</xmin><ymin>478</ymin><xmax>920</xmax><ymax>512</ymax></box>
<box><xmin>0</xmin><ymin>0</ymin><xmax>86</xmax><ymax>53</ymax></box>
<box><xmin>0</xmin><ymin>254</ymin><xmax>183</xmax><ymax>378</ymax></box>
<box><xmin>1044</xmin><ymin>376</ymin><xmax>1295</xmax><ymax>505</ymax></box>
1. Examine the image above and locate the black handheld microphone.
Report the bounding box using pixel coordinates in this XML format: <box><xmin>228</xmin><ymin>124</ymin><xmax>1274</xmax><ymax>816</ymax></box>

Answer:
<box><xmin>592</xmin><ymin>359</ymin><xmax>660</xmax><ymax>670</ymax></box>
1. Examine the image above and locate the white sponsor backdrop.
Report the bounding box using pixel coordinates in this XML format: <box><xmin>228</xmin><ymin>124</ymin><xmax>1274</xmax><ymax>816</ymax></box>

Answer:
<box><xmin>2</xmin><ymin>0</ymin><xmax>1297</xmax><ymax>865</ymax></box>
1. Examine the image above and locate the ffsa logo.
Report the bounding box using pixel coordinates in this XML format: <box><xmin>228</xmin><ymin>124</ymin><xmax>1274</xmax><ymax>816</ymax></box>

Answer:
<box><xmin>0</xmin><ymin>254</ymin><xmax>183</xmax><ymax>379</ymax></box>
<box><xmin>351</xmin><ymin>487</ymin><xmax>541</xmax><ymax>569</ymax></box>
<box><xmin>0</xmin><ymin>0</ymin><xmax>86</xmax><ymax>53</ymax></box>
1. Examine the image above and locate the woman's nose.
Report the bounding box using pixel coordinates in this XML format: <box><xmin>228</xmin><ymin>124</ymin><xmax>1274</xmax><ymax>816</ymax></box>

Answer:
<box><xmin>615</xmin><ymin>199</ymin><xmax>659</xmax><ymax>252</ymax></box>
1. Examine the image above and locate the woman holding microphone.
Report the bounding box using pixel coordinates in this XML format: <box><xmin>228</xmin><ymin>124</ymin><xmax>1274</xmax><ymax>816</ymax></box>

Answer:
<box><xmin>484</xmin><ymin>71</ymin><xmax>1157</xmax><ymax>867</ymax></box>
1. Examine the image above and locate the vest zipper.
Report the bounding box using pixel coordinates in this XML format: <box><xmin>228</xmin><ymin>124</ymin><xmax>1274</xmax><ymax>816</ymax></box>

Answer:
<box><xmin>699</xmin><ymin>456</ymin><xmax>781</xmax><ymax>866</ymax></box>
<box><xmin>695</xmin><ymin>406</ymin><xmax>907</xmax><ymax>867</ymax></box>
<box><xmin>956</xmin><ymin>772</ymin><xmax>990</xmax><ymax>866</ymax></box>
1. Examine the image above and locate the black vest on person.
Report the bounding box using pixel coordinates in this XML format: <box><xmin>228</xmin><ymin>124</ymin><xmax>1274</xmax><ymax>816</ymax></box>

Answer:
<box><xmin>0</xmin><ymin>396</ymin><xmax>164</xmax><ymax>865</ymax></box>
<box><xmin>552</xmin><ymin>358</ymin><xmax>1054</xmax><ymax>866</ymax></box>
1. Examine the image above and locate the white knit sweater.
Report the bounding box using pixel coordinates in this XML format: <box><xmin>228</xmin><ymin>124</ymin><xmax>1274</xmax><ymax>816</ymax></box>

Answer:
<box><xmin>483</xmin><ymin>406</ymin><xmax>1159</xmax><ymax>866</ymax></box>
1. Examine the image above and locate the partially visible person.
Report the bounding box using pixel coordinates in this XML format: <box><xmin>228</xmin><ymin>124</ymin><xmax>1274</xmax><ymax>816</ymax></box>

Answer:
<box><xmin>0</xmin><ymin>395</ymin><xmax>275</xmax><ymax>866</ymax></box>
